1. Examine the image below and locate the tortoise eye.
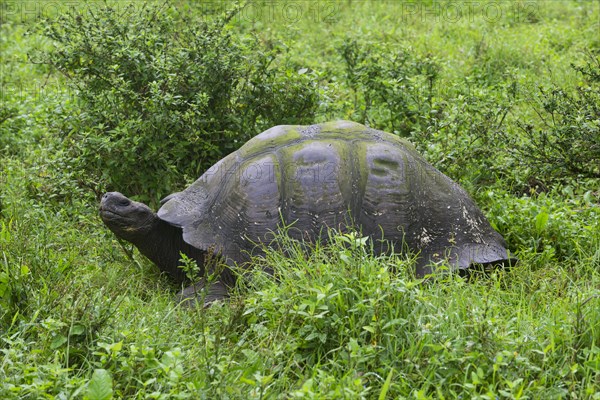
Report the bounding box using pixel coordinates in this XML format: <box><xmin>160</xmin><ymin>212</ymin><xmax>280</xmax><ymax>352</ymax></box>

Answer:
<box><xmin>118</xmin><ymin>198</ymin><xmax>130</xmax><ymax>206</ymax></box>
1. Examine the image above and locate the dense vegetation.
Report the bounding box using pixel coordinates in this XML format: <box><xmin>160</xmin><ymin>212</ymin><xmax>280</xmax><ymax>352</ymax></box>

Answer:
<box><xmin>1</xmin><ymin>1</ymin><xmax>599</xmax><ymax>398</ymax></box>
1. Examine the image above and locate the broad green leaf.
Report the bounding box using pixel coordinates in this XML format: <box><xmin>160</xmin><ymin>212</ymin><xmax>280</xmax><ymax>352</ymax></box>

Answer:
<box><xmin>70</xmin><ymin>324</ymin><xmax>85</xmax><ymax>336</ymax></box>
<box><xmin>50</xmin><ymin>335</ymin><xmax>67</xmax><ymax>349</ymax></box>
<box><xmin>363</xmin><ymin>325</ymin><xmax>376</xmax><ymax>333</ymax></box>
<box><xmin>340</xmin><ymin>253</ymin><xmax>351</xmax><ymax>264</ymax></box>
<box><xmin>585</xmin><ymin>359</ymin><xmax>600</xmax><ymax>372</ymax></box>
<box><xmin>583</xmin><ymin>190</ymin><xmax>594</xmax><ymax>204</ymax></box>
<box><xmin>535</xmin><ymin>211</ymin><xmax>549</xmax><ymax>233</ymax></box>
<box><xmin>240</xmin><ymin>376</ymin><xmax>256</xmax><ymax>386</ymax></box>
<box><xmin>85</xmin><ymin>369</ymin><xmax>113</xmax><ymax>400</ymax></box>
<box><xmin>471</xmin><ymin>371</ymin><xmax>480</xmax><ymax>385</ymax></box>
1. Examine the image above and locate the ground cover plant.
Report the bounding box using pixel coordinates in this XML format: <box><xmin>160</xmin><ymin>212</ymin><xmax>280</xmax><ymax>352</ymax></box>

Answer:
<box><xmin>1</xmin><ymin>0</ymin><xmax>599</xmax><ymax>398</ymax></box>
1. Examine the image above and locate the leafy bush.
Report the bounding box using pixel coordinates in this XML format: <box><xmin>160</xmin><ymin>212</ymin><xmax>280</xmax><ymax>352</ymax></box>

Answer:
<box><xmin>36</xmin><ymin>2</ymin><xmax>319</xmax><ymax>202</ymax></box>
<box><xmin>337</xmin><ymin>38</ymin><xmax>440</xmax><ymax>137</ymax></box>
<box><xmin>337</xmin><ymin>37</ymin><xmax>516</xmax><ymax>184</ymax></box>
<box><xmin>506</xmin><ymin>53</ymin><xmax>600</xmax><ymax>184</ymax></box>
<box><xmin>0</xmin><ymin>105</ymin><xmax>20</xmax><ymax>155</ymax></box>
<box><xmin>483</xmin><ymin>187</ymin><xmax>600</xmax><ymax>265</ymax></box>
<box><xmin>413</xmin><ymin>81</ymin><xmax>517</xmax><ymax>186</ymax></box>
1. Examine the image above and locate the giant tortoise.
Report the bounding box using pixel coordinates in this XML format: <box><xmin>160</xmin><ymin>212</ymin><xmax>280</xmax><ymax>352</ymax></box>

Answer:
<box><xmin>100</xmin><ymin>121</ymin><xmax>514</xmax><ymax>304</ymax></box>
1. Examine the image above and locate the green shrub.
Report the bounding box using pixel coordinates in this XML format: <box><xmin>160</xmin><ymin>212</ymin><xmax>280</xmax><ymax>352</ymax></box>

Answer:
<box><xmin>36</xmin><ymin>2</ymin><xmax>319</xmax><ymax>203</ymax></box>
<box><xmin>413</xmin><ymin>81</ymin><xmax>517</xmax><ymax>187</ymax></box>
<box><xmin>506</xmin><ymin>53</ymin><xmax>600</xmax><ymax>185</ymax></box>
<box><xmin>336</xmin><ymin>37</ymin><xmax>517</xmax><ymax>185</ymax></box>
<box><xmin>483</xmin><ymin>187</ymin><xmax>600</xmax><ymax>266</ymax></box>
<box><xmin>337</xmin><ymin>38</ymin><xmax>440</xmax><ymax>137</ymax></box>
<box><xmin>0</xmin><ymin>104</ymin><xmax>20</xmax><ymax>155</ymax></box>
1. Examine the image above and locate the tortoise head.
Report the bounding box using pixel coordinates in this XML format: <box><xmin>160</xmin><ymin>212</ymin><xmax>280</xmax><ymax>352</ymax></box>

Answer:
<box><xmin>99</xmin><ymin>192</ymin><xmax>158</xmax><ymax>243</ymax></box>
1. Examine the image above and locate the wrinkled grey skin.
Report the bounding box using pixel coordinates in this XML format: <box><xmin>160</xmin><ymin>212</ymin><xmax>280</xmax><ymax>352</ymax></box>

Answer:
<box><xmin>99</xmin><ymin>192</ymin><xmax>227</xmax><ymax>305</ymax></box>
<box><xmin>100</xmin><ymin>121</ymin><xmax>515</xmax><ymax>306</ymax></box>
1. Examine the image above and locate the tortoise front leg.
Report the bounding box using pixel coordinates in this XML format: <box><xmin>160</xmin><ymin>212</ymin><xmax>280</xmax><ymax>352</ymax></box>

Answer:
<box><xmin>176</xmin><ymin>280</ymin><xmax>230</xmax><ymax>307</ymax></box>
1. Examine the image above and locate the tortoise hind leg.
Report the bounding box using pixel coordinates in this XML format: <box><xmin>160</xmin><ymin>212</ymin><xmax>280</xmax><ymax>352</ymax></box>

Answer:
<box><xmin>176</xmin><ymin>280</ymin><xmax>230</xmax><ymax>307</ymax></box>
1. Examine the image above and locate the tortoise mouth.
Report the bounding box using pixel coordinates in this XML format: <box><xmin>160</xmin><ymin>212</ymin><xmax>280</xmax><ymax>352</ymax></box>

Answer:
<box><xmin>99</xmin><ymin>201</ymin><xmax>126</xmax><ymax>218</ymax></box>
<box><xmin>99</xmin><ymin>207</ymin><xmax>126</xmax><ymax>220</ymax></box>
<box><xmin>99</xmin><ymin>207</ymin><xmax>139</xmax><ymax>230</ymax></box>
<box><xmin>99</xmin><ymin>207</ymin><xmax>148</xmax><ymax>238</ymax></box>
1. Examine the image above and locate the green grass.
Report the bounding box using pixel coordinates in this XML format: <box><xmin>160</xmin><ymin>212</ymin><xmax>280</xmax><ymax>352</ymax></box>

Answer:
<box><xmin>1</xmin><ymin>0</ymin><xmax>600</xmax><ymax>398</ymax></box>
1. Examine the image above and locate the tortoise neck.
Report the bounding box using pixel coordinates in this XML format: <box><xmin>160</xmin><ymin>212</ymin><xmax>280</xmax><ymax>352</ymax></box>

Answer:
<box><xmin>134</xmin><ymin>218</ymin><xmax>201</xmax><ymax>284</ymax></box>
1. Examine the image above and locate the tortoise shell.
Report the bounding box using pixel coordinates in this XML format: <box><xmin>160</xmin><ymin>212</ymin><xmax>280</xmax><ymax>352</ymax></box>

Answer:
<box><xmin>158</xmin><ymin>120</ymin><xmax>510</xmax><ymax>276</ymax></box>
